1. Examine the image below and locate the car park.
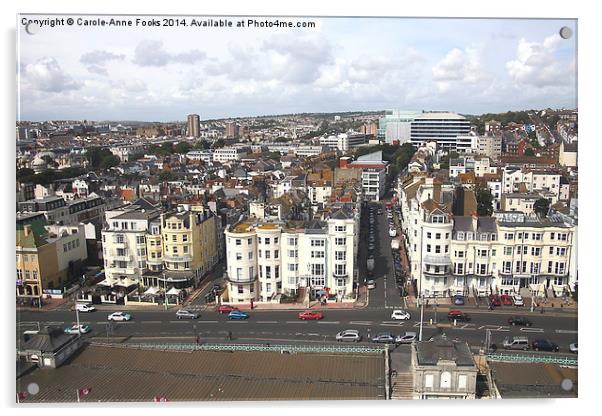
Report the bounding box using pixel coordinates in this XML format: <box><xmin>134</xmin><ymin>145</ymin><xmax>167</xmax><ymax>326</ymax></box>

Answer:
<box><xmin>447</xmin><ymin>310</ymin><xmax>470</xmax><ymax>322</ymax></box>
<box><xmin>298</xmin><ymin>310</ymin><xmax>323</xmax><ymax>320</ymax></box>
<box><xmin>500</xmin><ymin>294</ymin><xmax>513</xmax><ymax>306</ymax></box>
<box><xmin>391</xmin><ymin>309</ymin><xmax>411</xmax><ymax>320</ymax></box>
<box><xmin>108</xmin><ymin>312</ymin><xmax>131</xmax><ymax>321</ymax></box>
<box><xmin>176</xmin><ymin>309</ymin><xmax>199</xmax><ymax>319</ymax></box>
<box><xmin>395</xmin><ymin>332</ymin><xmax>417</xmax><ymax>344</ymax></box>
<box><xmin>371</xmin><ymin>332</ymin><xmax>396</xmax><ymax>344</ymax></box>
<box><xmin>217</xmin><ymin>304</ymin><xmax>238</xmax><ymax>314</ymax></box>
<box><xmin>532</xmin><ymin>339</ymin><xmax>559</xmax><ymax>352</ymax></box>
<box><xmin>367</xmin><ymin>280</ymin><xmax>376</xmax><ymax>290</ymax></box>
<box><xmin>452</xmin><ymin>295</ymin><xmax>465</xmax><ymax>305</ymax></box>
<box><xmin>228</xmin><ymin>310</ymin><xmax>250</xmax><ymax>320</ymax></box>
<box><xmin>64</xmin><ymin>324</ymin><xmax>91</xmax><ymax>335</ymax></box>
<box><xmin>336</xmin><ymin>329</ymin><xmax>362</xmax><ymax>342</ymax></box>
<box><xmin>507</xmin><ymin>316</ymin><xmax>532</xmax><ymax>326</ymax></box>
<box><xmin>76</xmin><ymin>303</ymin><xmax>96</xmax><ymax>312</ymax></box>
<box><xmin>569</xmin><ymin>343</ymin><xmax>578</xmax><ymax>353</ymax></box>
<box><xmin>503</xmin><ymin>336</ymin><xmax>530</xmax><ymax>350</ymax></box>
<box><xmin>512</xmin><ymin>295</ymin><xmax>524</xmax><ymax>306</ymax></box>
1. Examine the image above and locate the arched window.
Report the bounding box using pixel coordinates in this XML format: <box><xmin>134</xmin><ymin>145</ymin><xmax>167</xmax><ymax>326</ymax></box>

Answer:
<box><xmin>440</xmin><ymin>371</ymin><xmax>452</xmax><ymax>388</ymax></box>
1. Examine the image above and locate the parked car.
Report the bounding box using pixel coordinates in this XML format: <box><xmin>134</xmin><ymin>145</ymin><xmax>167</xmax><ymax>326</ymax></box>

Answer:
<box><xmin>367</xmin><ymin>280</ymin><xmax>376</xmax><ymax>290</ymax></box>
<box><xmin>75</xmin><ymin>303</ymin><xmax>96</xmax><ymax>312</ymax></box>
<box><xmin>176</xmin><ymin>309</ymin><xmax>199</xmax><ymax>319</ymax></box>
<box><xmin>368</xmin><ymin>242</ymin><xmax>375</xmax><ymax>251</ymax></box>
<box><xmin>489</xmin><ymin>294</ymin><xmax>502</xmax><ymax>307</ymax></box>
<box><xmin>64</xmin><ymin>324</ymin><xmax>91</xmax><ymax>334</ymax></box>
<box><xmin>503</xmin><ymin>336</ymin><xmax>530</xmax><ymax>350</ymax></box>
<box><xmin>391</xmin><ymin>309</ymin><xmax>411</xmax><ymax>320</ymax></box>
<box><xmin>336</xmin><ymin>329</ymin><xmax>362</xmax><ymax>342</ymax></box>
<box><xmin>532</xmin><ymin>339</ymin><xmax>559</xmax><ymax>352</ymax></box>
<box><xmin>217</xmin><ymin>304</ymin><xmax>238</xmax><ymax>314</ymax></box>
<box><xmin>507</xmin><ymin>316</ymin><xmax>532</xmax><ymax>326</ymax></box>
<box><xmin>108</xmin><ymin>312</ymin><xmax>131</xmax><ymax>321</ymax></box>
<box><xmin>395</xmin><ymin>332</ymin><xmax>417</xmax><ymax>344</ymax></box>
<box><xmin>228</xmin><ymin>310</ymin><xmax>249</xmax><ymax>320</ymax></box>
<box><xmin>389</xmin><ymin>228</ymin><xmax>397</xmax><ymax>237</ymax></box>
<box><xmin>512</xmin><ymin>295</ymin><xmax>525</xmax><ymax>306</ymax></box>
<box><xmin>447</xmin><ymin>310</ymin><xmax>470</xmax><ymax>322</ymax></box>
<box><xmin>452</xmin><ymin>295</ymin><xmax>465</xmax><ymax>306</ymax></box>
<box><xmin>500</xmin><ymin>294</ymin><xmax>513</xmax><ymax>306</ymax></box>
<box><xmin>377</xmin><ymin>209</ymin><xmax>383</xmax><ymax>215</ymax></box>
<box><xmin>371</xmin><ymin>332</ymin><xmax>396</xmax><ymax>344</ymax></box>
<box><xmin>298</xmin><ymin>310</ymin><xmax>323</xmax><ymax>320</ymax></box>
<box><xmin>569</xmin><ymin>343</ymin><xmax>578</xmax><ymax>354</ymax></box>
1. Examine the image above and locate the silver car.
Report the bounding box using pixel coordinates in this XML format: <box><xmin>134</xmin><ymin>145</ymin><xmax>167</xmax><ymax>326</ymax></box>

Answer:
<box><xmin>395</xmin><ymin>332</ymin><xmax>417</xmax><ymax>344</ymax></box>
<box><xmin>176</xmin><ymin>309</ymin><xmax>200</xmax><ymax>319</ymax></box>
<box><xmin>336</xmin><ymin>329</ymin><xmax>362</xmax><ymax>342</ymax></box>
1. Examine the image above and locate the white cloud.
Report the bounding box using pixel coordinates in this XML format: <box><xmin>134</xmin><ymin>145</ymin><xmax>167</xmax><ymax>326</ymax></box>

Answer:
<box><xmin>506</xmin><ymin>34</ymin><xmax>572</xmax><ymax>87</ymax></box>
<box><xmin>23</xmin><ymin>57</ymin><xmax>82</xmax><ymax>93</ymax></box>
<box><xmin>432</xmin><ymin>47</ymin><xmax>488</xmax><ymax>92</ymax></box>
<box><xmin>80</xmin><ymin>50</ymin><xmax>126</xmax><ymax>75</ymax></box>
<box><xmin>133</xmin><ymin>40</ymin><xmax>206</xmax><ymax>67</ymax></box>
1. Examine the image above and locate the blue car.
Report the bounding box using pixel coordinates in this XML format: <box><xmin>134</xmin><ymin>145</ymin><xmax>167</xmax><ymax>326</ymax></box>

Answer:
<box><xmin>453</xmin><ymin>295</ymin><xmax>465</xmax><ymax>305</ymax></box>
<box><xmin>228</xmin><ymin>310</ymin><xmax>249</xmax><ymax>320</ymax></box>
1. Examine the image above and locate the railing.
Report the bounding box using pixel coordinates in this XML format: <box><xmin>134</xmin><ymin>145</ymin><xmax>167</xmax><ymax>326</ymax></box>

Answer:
<box><xmin>116</xmin><ymin>342</ymin><xmax>386</xmax><ymax>355</ymax></box>
<box><xmin>163</xmin><ymin>254</ymin><xmax>193</xmax><ymax>263</ymax></box>
<box><xmin>486</xmin><ymin>352</ymin><xmax>577</xmax><ymax>366</ymax></box>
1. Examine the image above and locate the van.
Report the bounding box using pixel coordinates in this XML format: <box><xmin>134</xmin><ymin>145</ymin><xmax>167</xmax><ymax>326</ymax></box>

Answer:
<box><xmin>76</xmin><ymin>303</ymin><xmax>96</xmax><ymax>312</ymax></box>
<box><xmin>502</xmin><ymin>336</ymin><xmax>530</xmax><ymax>350</ymax></box>
<box><xmin>23</xmin><ymin>330</ymin><xmax>39</xmax><ymax>342</ymax></box>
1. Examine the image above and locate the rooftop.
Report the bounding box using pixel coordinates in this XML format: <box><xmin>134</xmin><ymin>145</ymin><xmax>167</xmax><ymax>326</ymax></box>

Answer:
<box><xmin>490</xmin><ymin>362</ymin><xmax>577</xmax><ymax>398</ymax></box>
<box><xmin>415</xmin><ymin>336</ymin><xmax>475</xmax><ymax>367</ymax></box>
<box><xmin>16</xmin><ymin>344</ymin><xmax>385</xmax><ymax>402</ymax></box>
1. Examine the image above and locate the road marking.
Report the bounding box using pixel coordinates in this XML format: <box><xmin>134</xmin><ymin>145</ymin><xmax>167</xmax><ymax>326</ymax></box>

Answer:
<box><xmin>520</xmin><ymin>327</ymin><xmax>545</xmax><ymax>333</ymax></box>
<box><xmin>199</xmin><ymin>321</ymin><xmax>218</xmax><ymax>324</ymax></box>
<box><xmin>287</xmin><ymin>321</ymin><xmax>305</xmax><ymax>324</ymax></box>
<box><xmin>141</xmin><ymin>321</ymin><xmax>162</xmax><ymax>324</ymax></box>
<box><xmin>307</xmin><ymin>333</ymin><xmax>320</xmax><ymax>336</ymax></box>
<box><xmin>349</xmin><ymin>321</ymin><xmax>372</xmax><ymax>325</ymax></box>
<box><xmin>318</xmin><ymin>321</ymin><xmax>340</xmax><ymax>324</ymax></box>
<box><xmin>555</xmin><ymin>329</ymin><xmax>578</xmax><ymax>334</ymax></box>
<box><xmin>256</xmin><ymin>321</ymin><xmax>278</xmax><ymax>324</ymax></box>
<box><xmin>168</xmin><ymin>321</ymin><xmax>190</xmax><ymax>324</ymax></box>
<box><xmin>380</xmin><ymin>322</ymin><xmax>404</xmax><ymax>327</ymax></box>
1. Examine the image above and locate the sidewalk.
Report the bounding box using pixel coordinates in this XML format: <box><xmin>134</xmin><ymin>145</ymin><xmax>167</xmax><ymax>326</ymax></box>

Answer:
<box><xmin>16</xmin><ymin>297</ymin><xmax>70</xmax><ymax>312</ymax></box>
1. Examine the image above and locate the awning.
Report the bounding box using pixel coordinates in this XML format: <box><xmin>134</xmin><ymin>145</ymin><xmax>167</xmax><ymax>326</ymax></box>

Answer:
<box><xmin>97</xmin><ymin>279</ymin><xmax>113</xmax><ymax>287</ymax></box>
<box><xmin>166</xmin><ymin>287</ymin><xmax>181</xmax><ymax>296</ymax></box>
<box><xmin>144</xmin><ymin>287</ymin><xmax>158</xmax><ymax>295</ymax></box>
<box><xmin>114</xmin><ymin>278</ymin><xmax>136</xmax><ymax>288</ymax></box>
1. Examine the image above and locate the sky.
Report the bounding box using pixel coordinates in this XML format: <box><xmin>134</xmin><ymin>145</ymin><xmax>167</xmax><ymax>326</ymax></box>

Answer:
<box><xmin>17</xmin><ymin>15</ymin><xmax>577</xmax><ymax>122</ymax></box>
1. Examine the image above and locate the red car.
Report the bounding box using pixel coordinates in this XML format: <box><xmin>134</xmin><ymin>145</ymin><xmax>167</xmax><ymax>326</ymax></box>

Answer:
<box><xmin>217</xmin><ymin>304</ymin><xmax>238</xmax><ymax>314</ymax></box>
<box><xmin>298</xmin><ymin>310</ymin><xmax>324</xmax><ymax>320</ymax></box>
<box><xmin>500</xmin><ymin>294</ymin><xmax>513</xmax><ymax>306</ymax></box>
<box><xmin>488</xmin><ymin>294</ymin><xmax>502</xmax><ymax>307</ymax></box>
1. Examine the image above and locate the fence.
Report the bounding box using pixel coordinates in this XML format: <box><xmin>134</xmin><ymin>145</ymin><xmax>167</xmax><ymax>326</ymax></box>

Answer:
<box><xmin>104</xmin><ymin>342</ymin><xmax>386</xmax><ymax>355</ymax></box>
<box><xmin>486</xmin><ymin>352</ymin><xmax>577</xmax><ymax>366</ymax></box>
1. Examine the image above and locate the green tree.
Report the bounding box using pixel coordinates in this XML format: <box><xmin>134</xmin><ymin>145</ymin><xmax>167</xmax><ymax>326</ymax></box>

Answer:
<box><xmin>157</xmin><ymin>170</ymin><xmax>175</xmax><ymax>182</ymax></box>
<box><xmin>534</xmin><ymin>198</ymin><xmax>551</xmax><ymax>217</ymax></box>
<box><xmin>475</xmin><ymin>186</ymin><xmax>494</xmax><ymax>216</ymax></box>
<box><xmin>99</xmin><ymin>155</ymin><xmax>121</xmax><ymax>170</ymax></box>
<box><xmin>524</xmin><ymin>147</ymin><xmax>535</xmax><ymax>157</ymax></box>
<box><xmin>17</xmin><ymin>168</ymin><xmax>35</xmax><ymax>179</ymax></box>
<box><xmin>213</xmin><ymin>139</ymin><xmax>226</xmax><ymax>149</ymax></box>
<box><xmin>174</xmin><ymin>141</ymin><xmax>192</xmax><ymax>154</ymax></box>
<box><xmin>194</xmin><ymin>140</ymin><xmax>210</xmax><ymax>150</ymax></box>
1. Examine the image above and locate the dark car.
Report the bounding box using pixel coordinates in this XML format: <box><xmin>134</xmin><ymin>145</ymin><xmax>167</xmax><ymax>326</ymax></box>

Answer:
<box><xmin>532</xmin><ymin>339</ymin><xmax>559</xmax><ymax>352</ymax></box>
<box><xmin>371</xmin><ymin>332</ymin><xmax>396</xmax><ymax>344</ymax></box>
<box><xmin>452</xmin><ymin>295</ymin><xmax>465</xmax><ymax>306</ymax></box>
<box><xmin>447</xmin><ymin>310</ymin><xmax>470</xmax><ymax>322</ymax></box>
<box><xmin>507</xmin><ymin>316</ymin><xmax>533</xmax><ymax>327</ymax></box>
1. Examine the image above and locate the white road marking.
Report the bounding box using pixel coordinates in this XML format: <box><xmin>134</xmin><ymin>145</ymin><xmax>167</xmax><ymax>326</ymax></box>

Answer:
<box><xmin>307</xmin><ymin>333</ymin><xmax>320</xmax><ymax>336</ymax></box>
<box><xmin>256</xmin><ymin>321</ymin><xmax>278</xmax><ymax>324</ymax></box>
<box><xmin>168</xmin><ymin>321</ymin><xmax>189</xmax><ymax>324</ymax></box>
<box><xmin>287</xmin><ymin>321</ymin><xmax>305</xmax><ymax>324</ymax></box>
<box><xmin>141</xmin><ymin>321</ymin><xmax>162</xmax><ymax>324</ymax></box>
<box><xmin>520</xmin><ymin>327</ymin><xmax>545</xmax><ymax>333</ymax></box>
<box><xmin>200</xmin><ymin>321</ymin><xmax>218</xmax><ymax>324</ymax></box>
<box><xmin>349</xmin><ymin>321</ymin><xmax>372</xmax><ymax>325</ymax></box>
<box><xmin>226</xmin><ymin>320</ymin><xmax>249</xmax><ymax>323</ymax></box>
<box><xmin>555</xmin><ymin>329</ymin><xmax>578</xmax><ymax>334</ymax></box>
<box><xmin>318</xmin><ymin>321</ymin><xmax>340</xmax><ymax>324</ymax></box>
<box><xmin>380</xmin><ymin>322</ymin><xmax>405</xmax><ymax>327</ymax></box>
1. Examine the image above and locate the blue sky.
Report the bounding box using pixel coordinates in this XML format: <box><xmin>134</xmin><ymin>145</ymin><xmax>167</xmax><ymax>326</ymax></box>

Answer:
<box><xmin>17</xmin><ymin>15</ymin><xmax>576</xmax><ymax>121</ymax></box>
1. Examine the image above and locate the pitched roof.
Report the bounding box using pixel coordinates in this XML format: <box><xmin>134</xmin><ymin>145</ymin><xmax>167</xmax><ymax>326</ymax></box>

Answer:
<box><xmin>19</xmin><ymin>326</ymin><xmax>75</xmax><ymax>353</ymax></box>
<box><xmin>415</xmin><ymin>335</ymin><xmax>475</xmax><ymax>367</ymax></box>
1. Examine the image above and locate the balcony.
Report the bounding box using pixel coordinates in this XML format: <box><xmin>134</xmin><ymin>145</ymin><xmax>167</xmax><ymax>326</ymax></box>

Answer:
<box><xmin>423</xmin><ymin>255</ymin><xmax>452</xmax><ymax>266</ymax></box>
<box><xmin>146</xmin><ymin>257</ymin><xmax>163</xmax><ymax>265</ymax></box>
<box><xmin>110</xmin><ymin>254</ymin><xmax>133</xmax><ymax>262</ymax></box>
<box><xmin>332</xmin><ymin>272</ymin><xmax>349</xmax><ymax>279</ymax></box>
<box><xmin>226</xmin><ymin>274</ymin><xmax>258</xmax><ymax>284</ymax></box>
<box><xmin>106</xmin><ymin>266</ymin><xmax>139</xmax><ymax>275</ymax></box>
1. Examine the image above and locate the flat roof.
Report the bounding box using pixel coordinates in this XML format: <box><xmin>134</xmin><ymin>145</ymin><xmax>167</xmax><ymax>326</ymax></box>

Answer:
<box><xmin>16</xmin><ymin>344</ymin><xmax>385</xmax><ymax>402</ymax></box>
<box><xmin>490</xmin><ymin>362</ymin><xmax>577</xmax><ymax>398</ymax></box>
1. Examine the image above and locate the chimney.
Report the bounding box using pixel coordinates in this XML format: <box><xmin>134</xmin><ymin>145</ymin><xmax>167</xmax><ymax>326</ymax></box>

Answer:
<box><xmin>471</xmin><ymin>211</ymin><xmax>479</xmax><ymax>231</ymax></box>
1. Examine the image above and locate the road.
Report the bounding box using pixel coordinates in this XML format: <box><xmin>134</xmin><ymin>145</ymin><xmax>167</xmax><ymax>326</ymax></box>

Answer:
<box><xmin>17</xmin><ymin>306</ymin><xmax>578</xmax><ymax>353</ymax></box>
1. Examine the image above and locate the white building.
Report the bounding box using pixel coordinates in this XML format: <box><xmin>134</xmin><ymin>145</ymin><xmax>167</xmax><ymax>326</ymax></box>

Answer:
<box><xmin>319</xmin><ymin>131</ymin><xmax>368</xmax><ymax>152</ymax></box>
<box><xmin>224</xmin><ymin>208</ymin><xmax>358</xmax><ymax>304</ymax></box>
<box><xmin>185</xmin><ymin>150</ymin><xmax>213</xmax><ymax>163</ymax></box>
<box><xmin>502</xmin><ymin>167</ymin><xmax>562</xmax><ymax>203</ymax></box>
<box><xmin>212</xmin><ymin>146</ymin><xmax>249</xmax><ymax>163</ymax></box>
<box><xmin>410</xmin><ymin>112</ymin><xmax>472</xmax><ymax>150</ymax></box>
<box><xmin>347</xmin><ymin>151</ymin><xmax>388</xmax><ymax>201</ymax></box>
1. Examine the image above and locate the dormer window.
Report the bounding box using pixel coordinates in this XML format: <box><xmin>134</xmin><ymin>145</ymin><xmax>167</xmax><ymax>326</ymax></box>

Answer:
<box><xmin>457</xmin><ymin>232</ymin><xmax>464</xmax><ymax>240</ymax></box>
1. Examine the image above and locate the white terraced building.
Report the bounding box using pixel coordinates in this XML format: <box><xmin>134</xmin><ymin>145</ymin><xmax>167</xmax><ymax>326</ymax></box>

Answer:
<box><xmin>409</xmin><ymin>112</ymin><xmax>472</xmax><ymax>150</ymax></box>
<box><xmin>224</xmin><ymin>208</ymin><xmax>359</xmax><ymax>304</ymax></box>
<box><xmin>399</xmin><ymin>178</ymin><xmax>576</xmax><ymax>298</ymax></box>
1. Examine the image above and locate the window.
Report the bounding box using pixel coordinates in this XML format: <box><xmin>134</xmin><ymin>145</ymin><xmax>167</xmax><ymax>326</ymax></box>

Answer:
<box><xmin>557</xmin><ymin>247</ymin><xmax>567</xmax><ymax>256</ymax></box>
<box><xmin>264</xmin><ymin>237</ymin><xmax>271</xmax><ymax>245</ymax></box>
<box><xmin>505</xmin><ymin>233</ymin><xmax>514</xmax><ymax>240</ymax></box>
<box><xmin>288</xmin><ymin>263</ymin><xmax>298</xmax><ymax>272</ymax></box>
<box><xmin>454</xmin><ymin>263</ymin><xmax>464</xmax><ymax>274</ymax></box>
<box><xmin>466</xmin><ymin>232</ymin><xmax>473</xmax><ymax>240</ymax></box>
<box><xmin>492</xmin><ymin>249</ymin><xmax>497</xmax><ymax>256</ymax></box>
<box><xmin>549</xmin><ymin>246</ymin><xmax>554</xmax><ymax>255</ymax></box>
<box><xmin>457</xmin><ymin>232</ymin><xmax>464</xmax><ymax>240</ymax></box>
<box><xmin>445</xmin><ymin>233</ymin><xmax>450</xmax><ymax>239</ymax></box>
<box><xmin>559</xmin><ymin>233</ymin><xmax>568</xmax><ymax>241</ymax></box>
<box><xmin>275</xmin><ymin>266</ymin><xmax>279</xmax><ymax>279</ymax></box>
<box><xmin>311</xmin><ymin>239</ymin><xmax>325</xmax><ymax>247</ymax></box>
<box><xmin>265</xmin><ymin>266</ymin><xmax>271</xmax><ymax>279</ymax></box>
<box><xmin>503</xmin><ymin>261</ymin><xmax>512</xmax><ymax>273</ymax></box>
<box><xmin>548</xmin><ymin>261</ymin><xmax>553</xmax><ymax>273</ymax></box>
<box><xmin>435</xmin><ymin>245</ymin><xmax>441</xmax><ymax>254</ymax></box>
<box><xmin>265</xmin><ymin>250</ymin><xmax>271</xmax><ymax>259</ymax></box>
<box><xmin>238</xmin><ymin>285</ymin><xmax>244</xmax><ymax>294</ymax></box>
<box><xmin>530</xmin><ymin>262</ymin><xmax>540</xmax><ymax>274</ymax></box>
<box><xmin>248</xmin><ymin>238</ymin><xmax>252</xmax><ymax>245</ymax></box>
<box><xmin>236</xmin><ymin>268</ymin><xmax>243</xmax><ymax>279</ymax></box>
<box><xmin>311</xmin><ymin>251</ymin><xmax>325</xmax><ymax>258</ymax></box>
<box><xmin>182</xmin><ymin>235</ymin><xmax>188</xmax><ymax>242</ymax></box>
<box><xmin>136</xmin><ymin>235</ymin><xmax>145</xmax><ymax>244</ymax></box>
<box><xmin>335</xmin><ymin>264</ymin><xmax>346</xmax><ymax>276</ymax></box>
<box><xmin>274</xmin><ymin>237</ymin><xmax>279</xmax><ymax>244</ymax></box>
<box><xmin>335</xmin><ymin>251</ymin><xmax>346</xmax><ymax>261</ymax></box>
<box><xmin>248</xmin><ymin>252</ymin><xmax>253</xmax><ymax>260</ymax></box>
<box><xmin>440</xmin><ymin>372</ymin><xmax>451</xmax><ymax>389</ymax></box>
<box><xmin>517</xmin><ymin>232</ymin><xmax>523</xmax><ymax>239</ymax></box>
<box><xmin>550</xmin><ymin>232</ymin><xmax>555</xmax><ymax>240</ymax></box>
<box><xmin>258</xmin><ymin>250</ymin><xmax>262</xmax><ymax>258</ymax></box>
<box><xmin>32</xmin><ymin>270</ymin><xmax>38</xmax><ymax>280</ymax></box>
<box><xmin>236</xmin><ymin>253</ymin><xmax>242</xmax><ymax>260</ymax></box>
<box><xmin>532</xmin><ymin>233</ymin><xmax>542</xmax><ymax>241</ymax></box>
<box><xmin>425</xmin><ymin>374</ymin><xmax>434</xmax><ymax>389</ymax></box>
<box><xmin>288</xmin><ymin>237</ymin><xmax>297</xmax><ymax>246</ymax></box>
<box><xmin>523</xmin><ymin>233</ymin><xmax>529</xmax><ymax>241</ymax></box>
<box><xmin>427</xmin><ymin>232</ymin><xmax>432</xmax><ymax>239</ymax></box>
<box><xmin>504</xmin><ymin>247</ymin><xmax>513</xmax><ymax>256</ymax></box>
<box><xmin>335</xmin><ymin>225</ymin><xmax>346</xmax><ymax>232</ymax></box>
<box><xmin>444</xmin><ymin>245</ymin><xmax>449</xmax><ymax>253</ymax></box>
<box><xmin>458</xmin><ymin>375</ymin><xmax>467</xmax><ymax>390</ymax></box>
<box><xmin>258</xmin><ymin>237</ymin><xmax>262</xmax><ymax>244</ymax></box>
<box><xmin>335</xmin><ymin>238</ymin><xmax>346</xmax><ymax>246</ymax></box>
<box><xmin>555</xmin><ymin>262</ymin><xmax>566</xmax><ymax>274</ymax></box>
<box><xmin>531</xmin><ymin>247</ymin><xmax>541</xmax><ymax>256</ymax></box>
<box><xmin>477</xmin><ymin>264</ymin><xmax>487</xmax><ymax>275</ymax></box>
<box><xmin>435</xmin><ymin>233</ymin><xmax>441</xmax><ymax>239</ymax></box>
<box><xmin>426</xmin><ymin>244</ymin><xmax>431</xmax><ymax>253</ymax></box>
<box><xmin>457</xmin><ymin>251</ymin><xmax>464</xmax><ymax>258</ymax></box>
<box><xmin>491</xmin><ymin>234</ymin><xmax>497</xmax><ymax>241</ymax></box>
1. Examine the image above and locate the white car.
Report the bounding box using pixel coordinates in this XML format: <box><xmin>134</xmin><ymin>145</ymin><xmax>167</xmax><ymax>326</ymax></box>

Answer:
<box><xmin>389</xmin><ymin>228</ymin><xmax>397</xmax><ymax>237</ymax></box>
<box><xmin>391</xmin><ymin>309</ymin><xmax>411</xmax><ymax>320</ymax></box>
<box><xmin>367</xmin><ymin>280</ymin><xmax>376</xmax><ymax>290</ymax></box>
<box><xmin>107</xmin><ymin>312</ymin><xmax>132</xmax><ymax>321</ymax></box>
<box><xmin>76</xmin><ymin>303</ymin><xmax>96</xmax><ymax>312</ymax></box>
<box><xmin>395</xmin><ymin>331</ymin><xmax>417</xmax><ymax>344</ymax></box>
<box><xmin>64</xmin><ymin>324</ymin><xmax>91</xmax><ymax>334</ymax></box>
<box><xmin>569</xmin><ymin>343</ymin><xmax>578</xmax><ymax>354</ymax></box>
<box><xmin>336</xmin><ymin>329</ymin><xmax>362</xmax><ymax>342</ymax></box>
<box><xmin>512</xmin><ymin>295</ymin><xmax>524</xmax><ymax>306</ymax></box>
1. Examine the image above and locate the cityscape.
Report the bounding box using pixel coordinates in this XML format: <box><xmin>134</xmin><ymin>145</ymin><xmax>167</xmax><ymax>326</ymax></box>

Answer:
<box><xmin>15</xmin><ymin>15</ymin><xmax>577</xmax><ymax>402</ymax></box>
